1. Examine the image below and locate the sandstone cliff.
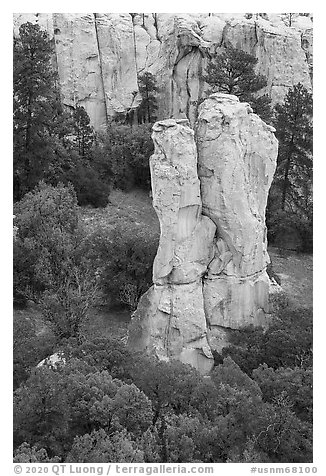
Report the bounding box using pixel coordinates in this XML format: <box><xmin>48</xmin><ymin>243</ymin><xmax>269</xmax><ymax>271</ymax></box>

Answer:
<box><xmin>13</xmin><ymin>13</ymin><xmax>312</xmax><ymax>129</ymax></box>
<box><xmin>128</xmin><ymin>94</ymin><xmax>278</xmax><ymax>374</ymax></box>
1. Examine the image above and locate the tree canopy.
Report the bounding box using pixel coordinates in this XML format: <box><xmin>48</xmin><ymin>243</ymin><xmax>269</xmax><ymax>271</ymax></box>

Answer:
<box><xmin>13</xmin><ymin>21</ymin><xmax>313</xmax><ymax>467</ymax></box>
<box><xmin>72</xmin><ymin>105</ymin><xmax>95</xmax><ymax>158</ymax></box>
<box><xmin>137</xmin><ymin>72</ymin><xmax>159</xmax><ymax>124</ymax></box>
<box><xmin>13</xmin><ymin>22</ymin><xmax>64</xmax><ymax>198</ymax></box>
<box><xmin>13</xmin><ymin>182</ymin><xmax>99</xmax><ymax>340</ymax></box>
<box><xmin>267</xmin><ymin>83</ymin><xmax>313</xmax><ymax>251</ymax></box>
<box><xmin>13</xmin><ymin>22</ymin><xmax>110</xmax><ymax>207</ymax></box>
<box><xmin>274</xmin><ymin>83</ymin><xmax>313</xmax><ymax>213</ymax></box>
<box><xmin>203</xmin><ymin>44</ymin><xmax>273</xmax><ymax>123</ymax></box>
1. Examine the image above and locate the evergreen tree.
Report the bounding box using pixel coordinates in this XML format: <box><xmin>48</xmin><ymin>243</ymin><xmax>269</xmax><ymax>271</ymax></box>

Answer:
<box><xmin>273</xmin><ymin>83</ymin><xmax>313</xmax><ymax>213</ymax></box>
<box><xmin>73</xmin><ymin>105</ymin><xmax>94</xmax><ymax>158</ymax></box>
<box><xmin>13</xmin><ymin>23</ymin><xmax>109</xmax><ymax>207</ymax></box>
<box><xmin>13</xmin><ymin>22</ymin><xmax>70</xmax><ymax>199</ymax></box>
<box><xmin>202</xmin><ymin>44</ymin><xmax>273</xmax><ymax>123</ymax></box>
<box><xmin>267</xmin><ymin>83</ymin><xmax>313</xmax><ymax>251</ymax></box>
<box><xmin>14</xmin><ymin>182</ymin><xmax>99</xmax><ymax>340</ymax></box>
<box><xmin>137</xmin><ymin>72</ymin><xmax>159</xmax><ymax>124</ymax></box>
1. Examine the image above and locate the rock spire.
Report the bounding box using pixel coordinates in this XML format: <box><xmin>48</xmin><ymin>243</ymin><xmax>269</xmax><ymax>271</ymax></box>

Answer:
<box><xmin>128</xmin><ymin>94</ymin><xmax>278</xmax><ymax>374</ymax></box>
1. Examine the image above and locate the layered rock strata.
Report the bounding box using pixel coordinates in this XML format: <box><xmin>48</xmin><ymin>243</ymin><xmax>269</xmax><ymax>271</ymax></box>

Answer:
<box><xmin>128</xmin><ymin>94</ymin><xmax>278</xmax><ymax>373</ymax></box>
<box><xmin>13</xmin><ymin>13</ymin><xmax>312</xmax><ymax>129</ymax></box>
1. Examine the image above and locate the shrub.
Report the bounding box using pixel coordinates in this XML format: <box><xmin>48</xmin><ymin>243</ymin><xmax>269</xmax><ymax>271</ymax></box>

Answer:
<box><xmin>65</xmin><ymin>164</ymin><xmax>110</xmax><ymax>208</ymax></box>
<box><xmin>13</xmin><ymin>334</ymin><xmax>313</xmax><ymax>463</ymax></box>
<box><xmin>13</xmin><ymin>182</ymin><xmax>79</xmax><ymax>302</ymax></box>
<box><xmin>14</xmin><ymin>181</ymin><xmax>79</xmax><ymax>239</ymax></box>
<box><xmin>211</xmin><ymin>356</ymin><xmax>262</xmax><ymax>400</ymax></box>
<box><xmin>252</xmin><ymin>396</ymin><xmax>312</xmax><ymax>463</ymax></box>
<box><xmin>13</xmin><ymin>182</ymin><xmax>99</xmax><ymax>340</ymax></box>
<box><xmin>93</xmin><ymin>124</ymin><xmax>153</xmax><ymax>191</ymax></box>
<box><xmin>14</xmin><ymin>442</ymin><xmax>60</xmax><ymax>463</ymax></box>
<box><xmin>85</xmin><ymin>223</ymin><xmax>158</xmax><ymax>310</ymax></box>
<box><xmin>14</xmin><ymin>359</ymin><xmax>151</xmax><ymax>458</ymax></box>
<box><xmin>13</xmin><ymin>313</ymin><xmax>56</xmax><ymax>389</ymax></box>
<box><xmin>266</xmin><ymin>206</ymin><xmax>312</xmax><ymax>253</ymax></box>
<box><xmin>222</xmin><ymin>295</ymin><xmax>312</xmax><ymax>374</ymax></box>
<box><xmin>252</xmin><ymin>364</ymin><xmax>313</xmax><ymax>422</ymax></box>
<box><xmin>263</xmin><ymin>297</ymin><xmax>313</xmax><ymax>369</ymax></box>
<box><xmin>13</xmin><ymin>239</ymin><xmax>44</xmax><ymax>307</ymax></box>
<box><xmin>221</xmin><ymin>326</ymin><xmax>266</xmax><ymax>375</ymax></box>
<box><xmin>63</xmin><ymin>336</ymin><xmax>135</xmax><ymax>381</ymax></box>
<box><xmin>66</xmin><ymin>429</ymin><xmax>144</xmax><ymax>463</ymax></box>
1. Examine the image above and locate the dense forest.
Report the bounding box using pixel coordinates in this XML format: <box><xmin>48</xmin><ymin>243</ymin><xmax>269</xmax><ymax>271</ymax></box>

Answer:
<box><xmin>13</xmin><ymin>22</ymin><xmax>313</xmax><ymax>464</ymax></box>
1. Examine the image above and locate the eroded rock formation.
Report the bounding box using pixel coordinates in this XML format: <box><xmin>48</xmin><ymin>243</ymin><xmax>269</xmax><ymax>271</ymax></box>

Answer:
<box><xmin>196</xmin><ymin>94</ymin><xmax>278</xmax><ymax>351</ymax></box>
<box><xmin>128</xmin><ymin>118</ymin><xmax>216</xmax><ymax>374</ymax></box>
<box><xmin>13</xmin><ymin>13</ymin><xmax>312</xmax><ymax>129</ymax></box>
<box><xmin>128</xmin><ymin>94</ymin><xmax>278</xmax><ymax>374</ymax></box>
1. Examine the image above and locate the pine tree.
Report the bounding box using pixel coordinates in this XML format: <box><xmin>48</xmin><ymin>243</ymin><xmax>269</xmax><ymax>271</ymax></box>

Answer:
<box><xmin>137</xmin><ymin>72</ymin><xmax>159</xmax><ymax>124</ymax></box>
<box><xmin>14</xmin><ymin>25</ymin><xmax>109</xmax><ymax>208</ymax></box>
<box><xmin>13</xmin><ymin>22</ymin><xmax>70</xmax><ymax>199</ymax></box>
<box><xmin>72</xmin><ymin>105</ymin><xmax>94</xmax><ymax>158</ymax></box>
<box><xmin>267</xmin><ymin>83</ymin><xmax>313</xmax><ymax>251</ymax></box>
<box><xmin>202</xmin><ymin>44</ymin><xmax>273</xmax><ymax>123</ymax></box>
<box><xmin>274</xmin><ymin>83</ymin><xmax>313</xmax><ymax>214</ymax></box>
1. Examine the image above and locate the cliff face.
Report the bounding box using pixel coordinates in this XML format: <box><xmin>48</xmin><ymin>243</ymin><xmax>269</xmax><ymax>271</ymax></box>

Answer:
<box><xmin>14</xmin><ymin>13</ymin><xmax>141</xmax><ymax>130</ymax></box>
<box><xmin>128</xmin><ymin>94</ymin><xmax>278</xmax><ymax>374</ymax></box>
<box><xmin>13</xmin><ymin>13</ymin><xmax>313</xmax><ymax>129</ymax></box>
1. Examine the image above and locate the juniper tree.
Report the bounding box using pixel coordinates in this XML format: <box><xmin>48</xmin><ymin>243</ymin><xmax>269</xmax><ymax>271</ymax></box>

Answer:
<box><xmin>14</xmin><ymin>182</ymin><xmax>99</xmax><ymax>340</ymax></box>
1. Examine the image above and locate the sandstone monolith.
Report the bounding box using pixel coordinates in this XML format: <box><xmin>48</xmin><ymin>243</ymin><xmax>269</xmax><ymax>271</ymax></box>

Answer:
<box><xmin>128</xmin><ymin>118</ymin><xmax>216</xmax><ymax>374</ymax></box>
<box><xmin>196</xmin><ymin>94</ymin><xmax>278</xmax><ymax>350</ymax></box>
<box><xmin>128</xmin><ymin>94</ymin><xmax>278</xmax><ymax>373</ymax></box>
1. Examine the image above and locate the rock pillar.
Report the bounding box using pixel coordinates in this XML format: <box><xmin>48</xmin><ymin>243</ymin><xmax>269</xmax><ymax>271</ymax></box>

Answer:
<box><xmin>128</xmin><ymin>119</ymin><xmax>216</xmax><ymax>374</ymax></box>
<box><xmin>196</xmin><ymin>94</ymin><xmax>278</xmax><ymax>350</ymax></box>
<box><xmin>128</xmin><ymin>94</ymin><xmax>278</xmax><ymax>373</ymax></box>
